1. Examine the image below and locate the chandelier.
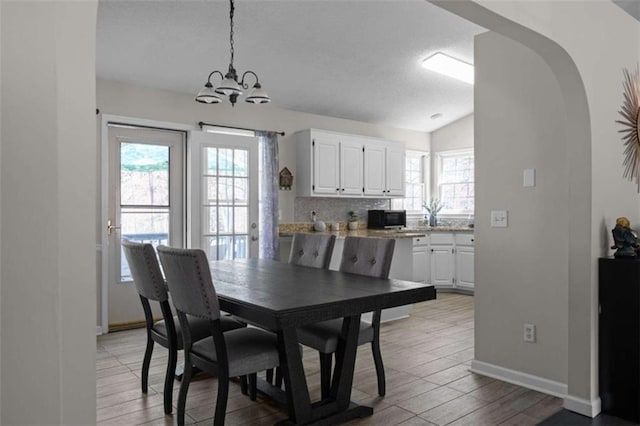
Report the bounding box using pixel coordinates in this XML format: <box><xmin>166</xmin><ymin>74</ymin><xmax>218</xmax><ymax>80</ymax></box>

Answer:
<box><xmin>195</xmin><ymin>0</ymin><xmax>270</xmax><ymax>106</ymax></box>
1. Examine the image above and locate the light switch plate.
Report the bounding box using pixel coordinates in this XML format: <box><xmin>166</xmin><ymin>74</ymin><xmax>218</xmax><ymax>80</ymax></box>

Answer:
<box><xmin>491</xmin><ymin>210</ymin><xmax>508</xmax><ymax>227</ymax></box>
<box><xmin>523</xmin><ymin>169</ymin><xmax>536</xmax><ymax>187</ymax></box>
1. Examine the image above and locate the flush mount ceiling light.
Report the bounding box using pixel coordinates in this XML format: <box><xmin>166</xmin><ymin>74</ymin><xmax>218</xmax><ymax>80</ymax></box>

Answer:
<box><xmin>195</xmin><ymin>0</ymin><xmax>270</xmax><ymax>106</ymax></box>
<box><xmin>422</xmin><ymin>52</ymin><xmax>474</xmax><ymax>85</ymax></box>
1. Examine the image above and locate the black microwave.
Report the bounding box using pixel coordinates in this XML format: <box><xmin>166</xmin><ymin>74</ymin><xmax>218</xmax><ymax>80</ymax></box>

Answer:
<box><xmin>367</xmin><ymin>210</ymin><xmax>407</xmax><ymax>229</ymax></box>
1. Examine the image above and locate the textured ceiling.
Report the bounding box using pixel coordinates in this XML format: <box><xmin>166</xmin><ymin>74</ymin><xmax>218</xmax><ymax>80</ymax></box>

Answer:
<box><xmin>97</xmin><ymin>1</ymin><xmax>486</xmax><ymax>132</ymax></box>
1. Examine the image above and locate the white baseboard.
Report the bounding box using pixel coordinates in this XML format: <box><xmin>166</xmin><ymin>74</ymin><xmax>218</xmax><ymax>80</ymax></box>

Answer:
<box><xmin>563</xmin><ymin>394</ymin><xmax>601</xmax><ymax>418</ymax></box>
<box><xmin>96</xmin><ymin>325</ymin><xmax>104</xmax><ymax>336</ymax></box>
<box><xmin>470</xmin><ymin>360</ymin><xmax>567</xmax><ymax>398</ymax></box>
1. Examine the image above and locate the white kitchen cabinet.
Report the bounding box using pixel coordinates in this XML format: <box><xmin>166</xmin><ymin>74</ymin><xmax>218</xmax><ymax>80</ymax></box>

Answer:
<box><xmin>296</xmin><ymin>129</ymin><xmax>404</xmax><ymax>198</ymax></box>
<box><xmin>385</xmin><ymin>145</ymin><xmax>406</xmax><ymax>196</ymax></box>
<box><xmin>311</xmin><ymin>135</ymin><xmax>340</xmax><ymax>195</ymax></box>
<box><xmin>339</xmin><ymin>138</ymin><xmax>364</xmax><ymax>195</ymax></box>
<box><xmin>363</xmin><ymin>142</ymin><xmax>405</xmax><ymax>197</ymax></box>
<box><xmin>412</xmin><ymin>236</ymin><xmax>430</xmax><ymax>283</ymax></box>
<box><xmin>455</xmin><ymin>234</ymin><xmax>475</xmax><ymax>290</ymax></box>
<box><xmin>431</xmin><ymin>245</ymin><xmax>455</xmax><ymax>288</ymax></box>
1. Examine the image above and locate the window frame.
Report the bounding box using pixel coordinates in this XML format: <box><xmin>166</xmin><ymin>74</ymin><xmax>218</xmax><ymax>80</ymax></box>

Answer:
<box><xmin>434</xmin><ymin>148</ymin><xmax>474</xmax><ymax>217</ymax></box>
<box><xmin>392</xmin><ymin>150</ymin><xmax>430</xmax><ymax>217</ymax></box>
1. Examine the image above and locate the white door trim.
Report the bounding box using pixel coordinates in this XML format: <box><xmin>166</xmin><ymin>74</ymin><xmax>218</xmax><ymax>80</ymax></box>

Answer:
<box><xmin>99</xmin><ymin>114</ymin><xmax>196</xmax><ymax>334</ymax></box>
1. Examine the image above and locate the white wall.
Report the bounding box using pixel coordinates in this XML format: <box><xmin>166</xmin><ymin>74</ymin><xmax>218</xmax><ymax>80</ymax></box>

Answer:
<box><xmin>0</xmin><ymin>1</ymin><xmax>97</xmax><ymax>424</ymax></box>
<box><xmin>434</xmin><ymin>0</ymin><xmax>640</xmax><ymax>416</ymax></box>
<box><xmin>474</xmin><ymin>30</ymin><xmax>568</xmax><ymax>383</ymax></box>
<box><xmin>430</xmin><ymin>114</ymin><xmax>473</xmax><ymax>153</ymax></box>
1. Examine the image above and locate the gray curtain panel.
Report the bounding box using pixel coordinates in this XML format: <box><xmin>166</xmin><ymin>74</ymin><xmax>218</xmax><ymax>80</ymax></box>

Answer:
<box><xmin>256</xmin><ymin>131</ymin><xmax>280</xmax><ymax>260</ymax></box>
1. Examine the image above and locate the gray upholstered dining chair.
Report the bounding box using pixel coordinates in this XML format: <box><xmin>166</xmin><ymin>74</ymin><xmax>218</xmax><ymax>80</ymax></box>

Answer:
<box><xmin>297</xmin><ymin>236</ymin><xmax>395</xmax><ymax>398</ymax></box>
<box><xmin>288</xmin><ymin>233</ymin><xmax>337</xmax><ymax>269</ymax></box>
<box><xmin>156</xmin><ymin>246</ymin><xmax>280</xmax><ymax>426</ymax></box>
<box><xmin>265</xmin><ymin>232</ymin><xmax>338</xmax><ymax>387</ymax></box>
<box><xmin>121</xmin><ymin>240</ymin><xmax>245</xmax><ymax>415</ymax></box>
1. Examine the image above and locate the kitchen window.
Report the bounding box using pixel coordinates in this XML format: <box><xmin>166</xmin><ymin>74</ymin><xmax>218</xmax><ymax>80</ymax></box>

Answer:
<box><xmin>392</xmin><ymin>151</ymin><xmax>429</xmax><ymax>214</ymax></box>
<box><xmin>436</xmin><ymin>149</ymin><xmax>474</xmax><ymax>215</ymax></box>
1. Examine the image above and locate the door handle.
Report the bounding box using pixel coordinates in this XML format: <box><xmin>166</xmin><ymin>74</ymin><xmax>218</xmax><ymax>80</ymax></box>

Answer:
<box><xmin>107</xmin><ymin>219</ymin><xmax>121</xmax><ymax>236</ymax></box>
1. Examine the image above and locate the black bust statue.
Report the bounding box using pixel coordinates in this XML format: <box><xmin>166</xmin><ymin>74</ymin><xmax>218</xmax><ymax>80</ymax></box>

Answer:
<box><xmin>611</xmin><ymin>217</ymin><xmax>640</xmax><ymax>258</ymax></box>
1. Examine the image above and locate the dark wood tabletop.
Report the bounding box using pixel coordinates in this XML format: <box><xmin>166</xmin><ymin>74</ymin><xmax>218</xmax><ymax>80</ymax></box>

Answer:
<box><xmin>211</xmin><ymin>258</ymin><xmax>435</xmax><ymax>329</ymax></box>
<box><xmin>209</xmin><ymin>258</ymin><xmax>436</xmax><ymax>425</ymax></box>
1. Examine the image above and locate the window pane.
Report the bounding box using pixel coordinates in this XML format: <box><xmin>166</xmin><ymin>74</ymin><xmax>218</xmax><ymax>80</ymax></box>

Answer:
<box><xmin>218</xmin><ymin>207</ymin><xmax>233</xmax><ymax>234</ymax></box>
<box><xmin>234</xmin><ymin>207</ymin><xmax>248</xmax><ymax>233</ymax></box>
<box><xmin>205</xmin><ymin>147</ymin><xmax>218</xmax><ymax>175</ymax></box>
<box><xmin>203</xmin><ymin>207</ymin><xmax>217</xmax><ymax>234</ymax></box>
<box><xmin>219</xmin><ymin>149</ymin><xmax>233</xmax><ymax>175</ymax></box>
<box><xmin>234</xmin><ymin>150</ymin><xmax>248</xmax><ymax>177</ymax></box>
<box><xmin>204</xmin><ymin>177</ymin><xmax>217</xmax><ymax>204</ymax></box>
<box><xmin>218</xmin><ymin>236</ymin><xmax>234</xmax><ymax>260</ymax></box>
<box><xmin>234</xmin><ymin>178</ymin><xmax>248</xmax><ymax>203</ymax></box>
<box><xmin>120</xmin><ymin>143</ymin><xmax>169</xmax><ymax>206</ymax></box>
<box><xmin>218</xmin><ymin>177</ymin><xmax>234</xmax><ymax>202</ymax></box>
<box><xmin>234</xmin><ymin>236</ymin><xmax>248</xmax><ymax>259</ymax></box>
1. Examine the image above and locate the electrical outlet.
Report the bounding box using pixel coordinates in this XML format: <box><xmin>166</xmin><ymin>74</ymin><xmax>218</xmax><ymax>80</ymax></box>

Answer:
<box><xmin>524</xmin><ymin>323</ymin><xmax>536</xmax><ymax>343</ymax></box>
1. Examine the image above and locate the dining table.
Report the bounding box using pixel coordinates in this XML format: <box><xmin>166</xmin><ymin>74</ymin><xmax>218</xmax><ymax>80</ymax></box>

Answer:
<box><xmin>210</xmin><ymin>258</ymin><xmax>436</xmax><ymax>425</ymax></box>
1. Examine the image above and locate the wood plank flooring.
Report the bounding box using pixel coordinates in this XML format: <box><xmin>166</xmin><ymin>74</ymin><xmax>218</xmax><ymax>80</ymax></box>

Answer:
<box><xmin>96</xmin><ymin>293</ymin><xmax>563</xmax><ymax>425</ymax></box>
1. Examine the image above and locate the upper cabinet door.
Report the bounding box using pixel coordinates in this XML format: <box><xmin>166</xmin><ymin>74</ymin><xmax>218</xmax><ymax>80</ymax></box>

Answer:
<box><xmin>364</xmin><ymin>144</ymin><xmax>386</xmax><ymax>196</ymax></box>
<box><xmin>386</xmin><ymin>146</ymin><xmax>405</xmax><ymax>196</ymax></box>
<box><xmin>340</xmin><ymin>139</ymin><xmax>364</xmax><ymax>195</ymax></box>
<box><xmin>313</xmin><ymin>136</ymin><xmax>340</xmax><ymax>195</ymax></box>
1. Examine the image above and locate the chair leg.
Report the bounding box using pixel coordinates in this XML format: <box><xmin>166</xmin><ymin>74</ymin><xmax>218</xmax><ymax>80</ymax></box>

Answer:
<box><xmin>248</xmin><ymin>373</ymin><xmax>257</xmax><ymax>401</ymax></box>
<box><xmin>141</xmin><ymin>337</ymin><xmax>154</xmax><ymax>393</ymax></box>
<box><xmin>275</xmin><ymin>367</ymin><xmax>283</xmax><ymax>389</ymax></box>
<box><xmin>214</xmin><ymin>372</ymin><xmax>230</xmax><ymax>426</ymax></box>
<box><xmin>163</xmin><ymin>347</ymin><xmax>177</xmax><ymax>414</ymax></box>
<box><xmin>371</xmin><ymin>340</ymin><xmax>386</xmax><ymax>396</ymax></box>
<box><xmin>177</xmin><ymin>361</ymin><xmax>192</xmax><ymax>426</ymax></box>
<box><xmin>265</xmin><ymin>368</ymin><xmax>274</xmax><ymax>385</ymax></box>
<box><xmin>319</xmin><ymin>352</ymin><xmax>332</xmax><ymax>399</ymax></box>
<box><xmin>240</xmin><ymin>375</ymin><xmax>248</xmax><ymax>395</ymax></box>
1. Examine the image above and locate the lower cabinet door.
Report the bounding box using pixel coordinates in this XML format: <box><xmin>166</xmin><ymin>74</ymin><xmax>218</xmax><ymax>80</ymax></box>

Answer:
<box><xmin>431</xmin><ymin>245</ymin><xmax>454</xmax><ymax>288</ymax></box>
<box><xmin>456</xmin><ymin>246</ymin><xmax>475</xmax><ymax>289</ymax></box>
<box><xmin>412</xmin><ymin>246</ymin><xmax>428</xmax><ymax>283</ymax></box>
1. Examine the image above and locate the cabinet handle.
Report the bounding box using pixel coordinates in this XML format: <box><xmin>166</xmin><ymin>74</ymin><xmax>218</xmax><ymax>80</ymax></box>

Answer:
<box><xmin>430</xmin><ymin>248</ymin><xmax>434</xmax><ymax>253</ymax></box>
<box><xmin>341</xmin><ymin>188</ymin><xmax>345</xmax><ymax>192</ymax></box>
<box><xmin>336</xmin><ymin>188</ymin><xmax>340</xmax><ymax>191</ymax></box>
<box><xmin>471</xmin><ymin>238</ymin><xmax>474</xmax><ymax>242</ymax></box>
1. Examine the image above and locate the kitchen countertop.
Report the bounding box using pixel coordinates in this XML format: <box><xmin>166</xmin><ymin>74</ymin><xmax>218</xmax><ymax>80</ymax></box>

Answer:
<box><xmin>278</xmin><ymin>225</ymin><xmax>474</xmax><ymax>239</ymax></box>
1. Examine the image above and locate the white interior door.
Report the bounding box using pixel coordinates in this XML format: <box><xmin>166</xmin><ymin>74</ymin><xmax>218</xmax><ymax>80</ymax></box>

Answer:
<box><xmin>188</xmin><ymin>131</ymin><xmax>259</xmax><ymax>259</ymax></box>
<box><xmin>106</xmin><ymin>125</ymin><xmax>185</xmax><ymax>327</ymax></box>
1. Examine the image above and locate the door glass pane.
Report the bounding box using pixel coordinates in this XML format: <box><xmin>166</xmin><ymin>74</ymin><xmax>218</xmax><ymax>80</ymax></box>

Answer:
<box><xmin>234</xmin><ymin>150</ymin><xmax>248</xmax><ymax>177</ymax></box>
<box><xmin>205</xmin><ymin>147</ymin><xmax>218</xmax><ymax>175</ymax></box>
<box><xmin>218</xmin><ymin>177</ymin><xmax>234</xmax><ymax>202</ymax></box>
<box><xmin>204</xmin><ymin>177</ymin><xmax>217</xmax><ymax>203</ymax></box>
<box><xmin>219</xmin><ymin>149</ymin><xmax>233</xmax><ymax>176</ymax></box>
<box><xmin>234</xmin><ymin>207</ymin><xmax>247</xmax><ymax>233</ymax></box>
<box><xmin>121</xmin><ymin>143</ymin><xmax>169</xmax><ymax>206</ymax></box>
<box><xmin>201</xmin><ymin>145</ymin><xmax>252</xmax><ymax>261</ymax></box>
<box><xmin>234</xmin><ymin>178</ymin><xmax>248</xmax><ymax>203</ymax></box>
<box><xmin>120</xmin><ymin>208</ymin><xmax>169</xmax><ymax>281</ymax></box>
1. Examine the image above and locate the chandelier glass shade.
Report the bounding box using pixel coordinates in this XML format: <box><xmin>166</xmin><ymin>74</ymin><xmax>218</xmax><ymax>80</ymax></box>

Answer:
<box><xmin>196</xmin><ymin>0</ymin><xmax>270</xmax><ymax>106</ymax></box>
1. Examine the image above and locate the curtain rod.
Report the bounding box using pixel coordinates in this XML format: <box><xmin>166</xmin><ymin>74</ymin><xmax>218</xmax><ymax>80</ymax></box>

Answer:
<box><xmin>198</xmin><ymin>121</ymin><xmax>285</xmax><ymax>137</ymax></box>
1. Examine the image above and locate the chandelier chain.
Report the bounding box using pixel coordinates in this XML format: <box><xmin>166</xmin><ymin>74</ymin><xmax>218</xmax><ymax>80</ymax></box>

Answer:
<box><xmin>229</xmin><ymin>0</ymin><xmax>235</xmax><ymax>67</ymax></box>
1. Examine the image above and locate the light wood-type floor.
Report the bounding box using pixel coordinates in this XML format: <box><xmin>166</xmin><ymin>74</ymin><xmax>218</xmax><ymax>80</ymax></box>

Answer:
<box><xmin>96</xmin><ymin>293</ymin><xmax>563</xmax><ymax>425</ymax></box>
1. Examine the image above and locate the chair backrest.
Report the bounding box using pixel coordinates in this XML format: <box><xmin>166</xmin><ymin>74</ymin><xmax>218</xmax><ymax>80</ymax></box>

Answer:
<box><xmin>288</xmin><ymin>233</ymin><xmax>337</xmax><ymax>269</ymax></box>
<box><xmin>156</xmin><ymin>246</ymin><xmax>221</xmax><ymax>321</ymax></box>
<box><xmin>121</xmin><ymin>240</ymin><xmax>168</xmax><ymax>302</ymax></box>
<box><xmin>339</xmin><ymin>236</ymin><xmax>395</xmax><ymax>279</ymax></box>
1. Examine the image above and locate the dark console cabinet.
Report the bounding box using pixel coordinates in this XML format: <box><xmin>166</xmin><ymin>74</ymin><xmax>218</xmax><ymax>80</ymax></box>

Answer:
<box><xmin>599</xmin><ymin>257</ymin><xmax>640</xmax><ymax>423</ymax></box>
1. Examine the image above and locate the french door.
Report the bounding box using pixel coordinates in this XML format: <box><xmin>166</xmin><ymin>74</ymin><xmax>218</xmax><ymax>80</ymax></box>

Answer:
<box><xmin>188</xmin><ymin>131</ymin><xmax>259</xmax><ymax>259</ymax></box>
<box><xmin>106</xmin><ymin>125</ymin><xmax>185</xmax><ymax>326</ymax></box>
